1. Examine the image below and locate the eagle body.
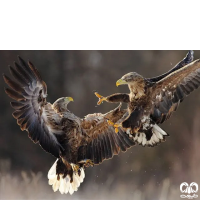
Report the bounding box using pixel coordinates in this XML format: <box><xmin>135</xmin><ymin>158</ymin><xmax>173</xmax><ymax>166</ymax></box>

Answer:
<box><xmin>128</xmin><ymin>75</ymin><xmax>146</xmax><ymax>100</ymax></box>
<box><xmin>3</xmin><ymin>57</ymin><xmax>135</xmax><ymax>194</ymax></box>
<box><xmin>106</xmin><ymin>79</ymin><xmax>153</xmax><ymax>129</ymax></box>
<box><xmin>96</xmin><ymin>50</ymin><xmax>200</xmax><ymax>147</ymax></box>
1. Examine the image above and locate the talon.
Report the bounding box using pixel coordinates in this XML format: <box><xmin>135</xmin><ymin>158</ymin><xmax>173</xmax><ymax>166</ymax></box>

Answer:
<box><xmin>107</xmin><ymin>120</ymin><xmax>122</xmax><ymax>133</ymax></box>
<box><xmin>94</xmin><ymin>92</ymin><xmax>107</xmax><ymax>105</ymax></box>
<box><xmin>107</xmin><ymin>119</ymin><xmax>115</xmax><ymax>126</ymax></box>
<box><xmin>114</xmin><ymin>123</ymin><xmax>122</xmax><ymax>133</ymax></box>
<box><xmin>71</xmin><ymin>164</ymin><xmax>80</xmax><ymax>173</ymax></box>
<box><xmin>115</xmin><ymin>127</ymin><xmax>119</xmax><ymax>133</ymax></box>
<box><xmin>79</xmin><ymin>159</ymin><xmax>94</xmax><ymax>167</ymax></box>
<box><xmin>87</xmin><ymin>159</ymin><xmax>94</xmax><ymax>167</ymax></box>
<box><xmin>133</xmin><ymin>127</ymin><xmax>140</xmax><ymax>133</ymax></box>
<box><xmin>84</xmin><ymin>159</ymin><xmax>94</xmax><ymax>167</ymax></box>
<box><xmin>94</xmin><ymin>92</ymin><xmax>103</xmax><ymax>98</ymax></box>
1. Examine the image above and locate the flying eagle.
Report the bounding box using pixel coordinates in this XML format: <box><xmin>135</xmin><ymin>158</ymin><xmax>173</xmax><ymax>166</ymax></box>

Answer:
<box><xmin>95</xmin><ymin>51</ymin><xmax>199</xmax><ymax>146</ymax></box>
<box><xmin>3</xmin><ymin>57</ymin><xmax>136</xmax><ymax>194</ymax></box>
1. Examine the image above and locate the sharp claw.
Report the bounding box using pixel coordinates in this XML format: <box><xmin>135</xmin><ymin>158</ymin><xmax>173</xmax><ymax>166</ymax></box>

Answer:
<box><xmin>107</xmin><ymin>119</ymin><xmax>115</xmax><ymax>126</ymax></box>
<box><xmin>94</xmin><ymin>92</ymin><xmax>103</xmax><ymax>98</ymax></box>
<box><xmin>84</xmin><ymin>159</ymin><xmax>94</xmax><ymax>167</ymax></box>
<box><xmin>107</xmin><ymin>120</ymin><xmax>121</xmax><ymax>133</ymax></box>
<box><xmin>88</xmin><ymin>160</ymin><xmax>94</xmax><ymax>167</ymax></box>
<box><xmin>133</xmin><ymin>127</ymin><xmax>140</xmax><ymax>133</ymax></box>
<box><xmin>95</xmin><ymin>92</ymin><xmax>106</xmax><ymax>105</ymax></box>
<box><xmin>97</xmin><ymin>99</ymin><xmax>103</xmax><ymax>105</ymax></box>
<box><xmin>115</xmin><ymin>127</ymin><xmax>119</xmax><ymax>133</ymax></box>
<box><xmin>72</xmin><ymin>164</ymin><xmax>80</xmax><ymax>173</ymax></box>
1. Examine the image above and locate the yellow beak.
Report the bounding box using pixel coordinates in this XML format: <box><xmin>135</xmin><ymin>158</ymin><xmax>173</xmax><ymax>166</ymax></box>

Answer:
<box><xmin>65</xmin><ymin>97</ymin><xmax>74</xmax><ymax>102</ymax></box>
<box><xmin>116</xmin><ymin>79</ymin><xmax>128</xmax><ymax>87</ymax></box>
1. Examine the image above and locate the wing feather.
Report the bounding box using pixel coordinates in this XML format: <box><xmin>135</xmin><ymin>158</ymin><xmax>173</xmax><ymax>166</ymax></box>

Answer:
<box><xmin>107</xmin><ymin>131</ymin><xmax>120</xmax><ymax>155</ymax></box>
<box><xmin>18</xmin><ymin>56</ymin><xmax>36</xmax><ymax>79</ymax></box>
<box><xmin>117</xmin><ymin>129</ymin><xmax>130</xmax><ymax>150</ymax></box>
<box><xmin>118</xmin><ymin>128</ymin><xmax>135</xmax><ymax>147</ymax></box>
<box><xmin>3</xmin><ymin>57</ymin><xmax>64</xmax><ymax>158</ymax></box>
<box><xmin>78</xmin><ymin>106</ymin><xmax>135</xmax><ymax>165</ymax></box>
<box><xmin>14</xmin><ymin>61</ymin><xmax>33</xmax><ymax>83</ymax></box>
<box><xmin>5</xmin><ymin>88</ymin><xmax>25</xmax><ymax>101</ymax></box>
<box><xmin>104</xmin><ymin>133</ymin><xmax>113</xmax><ymax>159</ymax></box>
<box><xmin>92</xmin><ymin>140</ymin><xmax>98</xmax><ymax>164</ymax></box>
<box><xmin>100</xmin><ymin>134</ymin><xmax>109</xmax><ymax>159</ymax></box>
<box><xmin>99</xmin><ymin>136</ymin><xmax>106</xmax><ymax>160</ymax></box>
<box><xmin>9</xmin><ymin>65</ymin><xmax>29</xmax><ymax>86</ymax></box>
<box><xmin>112</xmin><ymin>129</ymin><xmax>127</xmax><ymax>152</ymax></box>
<box><xmin>148</xmin><ymin>50</ymin><xmax>194</xmax><ymax>82</ymax></box>
<box><xmin>151</xmin><ymin>59</ymin><xmax>200</xmax><ymax>124</ymax></box>
<box><xmin>10</xmin><ymin>101</ymin><xmax>27</xmax><ymax>109</ymax></box>
<box><xmin>96</xmin><ymin>139</ymin><xmax>102</xmax><ymax>163</ymax></box>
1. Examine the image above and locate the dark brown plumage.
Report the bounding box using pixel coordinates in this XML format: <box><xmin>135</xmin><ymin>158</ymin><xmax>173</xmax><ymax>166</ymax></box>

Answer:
<box><xmin>95</xmin><ymin>51</ymin><xmax>199</xmax><ymax>147</ymax></box>
<box><xmin>3</xmin><ymin>56</ymin><xmax>135</xmax><ymax>194</ymax></box>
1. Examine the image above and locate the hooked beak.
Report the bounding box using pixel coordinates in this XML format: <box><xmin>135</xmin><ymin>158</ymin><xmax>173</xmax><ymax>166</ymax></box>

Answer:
<box><xmin>65</xmin><ymin>97</ymin><xmax>74</xmax><ymax>102</ymax></box>
<box><xmin>116</xmin><ymin>79</ymin><xmax>128</xmax><ymax>87</ymax></box>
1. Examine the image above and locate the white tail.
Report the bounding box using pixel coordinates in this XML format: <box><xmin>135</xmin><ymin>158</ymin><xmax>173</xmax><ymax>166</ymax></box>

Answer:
<box><xmin>146</xmin><ymin>124</ymin><xmax>168</xmax><ymax>146</ymax></box>
<box><xmin>47</xmin><ymin>159</ymin><xmax>85</xmax><ymax>195</ymax></box>
<box><xmin>131</xmin><ymin>124</ymin><xmax>168</xmax><ymax>146</ymax></box>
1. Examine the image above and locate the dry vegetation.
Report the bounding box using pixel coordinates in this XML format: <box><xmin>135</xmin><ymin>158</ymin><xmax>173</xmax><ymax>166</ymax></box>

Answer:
<box><xmin>0</xmin><ymin>169</ymin><xmax>199</xmax><ymax>200</ymax></box>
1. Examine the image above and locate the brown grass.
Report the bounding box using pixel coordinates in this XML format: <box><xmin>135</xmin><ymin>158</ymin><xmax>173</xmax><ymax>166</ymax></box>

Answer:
<box><xmin>0</xmin><ymin>169</ymin><xmax>199</xmax><ymax>200</ymax></box>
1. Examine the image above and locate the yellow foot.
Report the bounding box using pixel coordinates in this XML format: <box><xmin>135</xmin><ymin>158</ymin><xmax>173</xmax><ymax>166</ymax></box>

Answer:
<box><xmin>94</xmin><ymin>92</ymin><xmax>107</xmax><ymax>105</ymax></box>
<box><xmin>107</xmin><ymin>120</ymin><xmax>122</xmax><ymax>133</ymax></box>
<box><xmin>71</xmin><ymin>164</ymin><xmax>80</xmax><ymax>173</ymax></box>
<box><xmin>78</xmin><ymin>159</ymin><xmax>94</xmax><ymax>167</ymax></box>
<box><xmin>133</xmin><ymin>127</ymin><xmax>140</xmax><ymax>133</ymax></box>
<box><xmin>82</xmin><ymin>159</ymin><xmax>94</xmax><ymax>167</ymax></box>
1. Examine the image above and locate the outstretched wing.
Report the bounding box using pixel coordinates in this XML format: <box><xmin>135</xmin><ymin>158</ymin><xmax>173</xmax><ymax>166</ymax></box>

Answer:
<box><xmin>150</xmin><ymin>59</ymin><xmax>200</xmax><ymax>124</ymax></box>
<box><xmin>148</xmin><ymin>50</ymin><xmax>194</xmax><ymax>83</ymax></box>
<box><xmin>3</xmin><ymin>56</ymin><xmax>64</xmax><ymax>157</ymax></box>
<box><xmin>78</xmin><ymin>105</ymin><xmax>135</xmax><ymax>165</ymax></box>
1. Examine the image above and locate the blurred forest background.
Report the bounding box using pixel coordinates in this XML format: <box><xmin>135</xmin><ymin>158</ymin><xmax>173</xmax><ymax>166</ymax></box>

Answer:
<box><xmin>0</xmin><ymin>50</ymin><xmax>200</xmax><ymax>200</ymax></box>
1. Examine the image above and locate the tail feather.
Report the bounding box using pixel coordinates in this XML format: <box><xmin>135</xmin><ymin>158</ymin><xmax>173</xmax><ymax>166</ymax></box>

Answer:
<box><xmin>129</xmin><ymin>124</ymin><xmax>169</xmax><ymax>147</ymax></box>
<box><xmin>48</xmin><ymin>159</ymin><xmax>85</xmax><ymax>195</ymax></box>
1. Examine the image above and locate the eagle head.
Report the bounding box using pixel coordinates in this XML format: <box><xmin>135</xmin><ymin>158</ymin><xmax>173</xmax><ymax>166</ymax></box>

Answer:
<box><xmin>53</xmin><ymin>97</ymin><xmax>74</xmax><ymax>112</ymax></box>
<box><xmin>116</xmin><ymin>72</ymin><xmax>144</xmax><ymax>87</ymax></box>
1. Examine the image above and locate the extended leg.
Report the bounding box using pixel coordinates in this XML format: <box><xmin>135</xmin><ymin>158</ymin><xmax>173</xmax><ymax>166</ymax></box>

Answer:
<box><xmin>95</xmin><ymin>92</ymin><xmax>130</xmax><ymax>105</ymax></box>
<box><xmin>94</xmin><ymin>92</ymin><xmax>108</xmax><ymax>105</ymax></box>
<box><xmin>122</xmin><ymin>109</ymin><xmax>142</xmax><ymax>132</ymax></box>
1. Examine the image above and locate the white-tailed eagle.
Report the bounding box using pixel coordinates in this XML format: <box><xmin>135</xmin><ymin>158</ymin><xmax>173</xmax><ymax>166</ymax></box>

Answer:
<box><xmin>95</xmin><ymin>51</ymin><xmax>200</xmax><ymax>147</ymax></box>
<box><xmin>3</xmin><ymin>57</ymin><xmax>135</xmax><ymax>194</ymax></box>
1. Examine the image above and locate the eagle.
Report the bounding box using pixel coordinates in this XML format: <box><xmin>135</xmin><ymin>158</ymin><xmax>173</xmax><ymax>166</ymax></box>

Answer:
<box><xmin>95</xmin><ymin>51</ymin><xmax>200</xmax><ymax>146</ymax></box>
<box><xmin>3</xmin><ymin>56</ymin><xmax>136</xmax><ymax>194</ymax></box>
